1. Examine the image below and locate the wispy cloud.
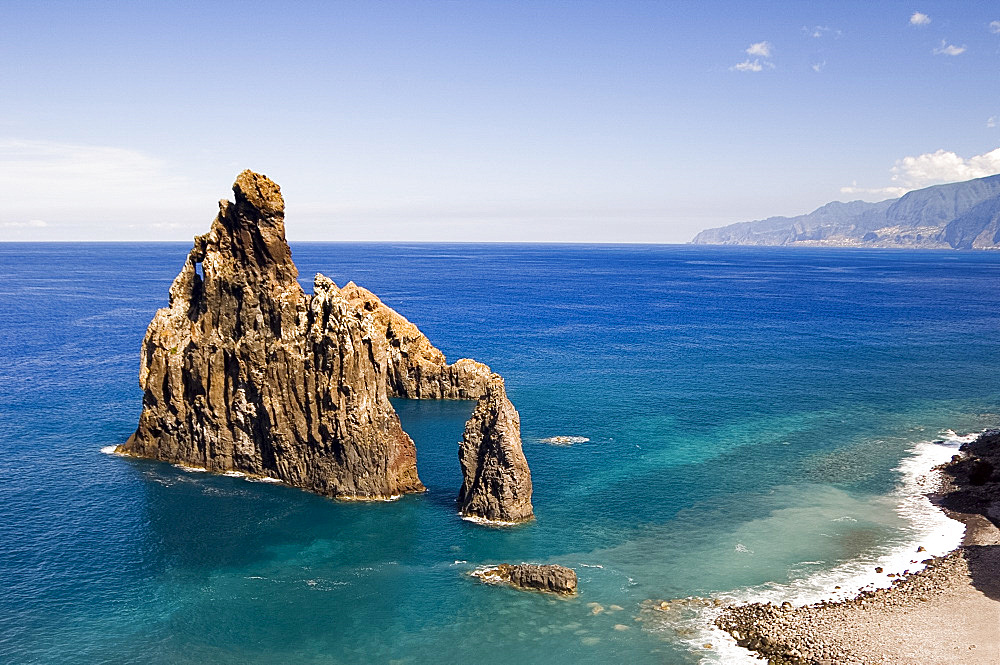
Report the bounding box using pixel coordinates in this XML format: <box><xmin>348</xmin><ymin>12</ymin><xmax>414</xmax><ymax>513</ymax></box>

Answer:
<box><xmin>990</xmin><ymin>20</ymin><xmax>1000</xmax><ymax>34</ymax></box>
<box><xmin>910</xmin><ymin>12</ymin><xmax>931</xmax><ymax>26</ymax></box>
<box><xmin>0</xmin><ymin>219</ymin><xmax>48</xmax><ymax>228</ymax></box>
<box><xmin>933</xmin><ymin>40</ymin><xmax>966</xmax><ymax>56</ymax></box>
<box><xmin>731</xmin><ymin>59</ymin><xmax>763</xmax><ymax>72</ymax></box>
<box><xmin>803</xmin><ymin>25</ymin><xmax>841</xmax><ymax>39</ymax></box>
<box><xmin>746</xmin><ymin>41</ymin><xmax>772</xmax><ymax>57</ymax></box>
<box><xmin>0</xmin><ymin>139</ymin><xmax>210</xmax><ymax>235</ymax></box>
<box><xmin>840</xmin><ymin>182</ymin><xmax>908</xmax><ymax>199</ymax></box>
<box><xmin>811</xmin><ymin>61</ymin><xmax>826</xmax><ymax>73</ymax></box>
<box><xmin>989</xmin><ymin>116</ymin><xmax>997</xmax><ymax>129</ymax></box>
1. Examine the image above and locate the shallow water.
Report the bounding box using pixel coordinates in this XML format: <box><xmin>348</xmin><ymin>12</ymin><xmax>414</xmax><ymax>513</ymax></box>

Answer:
<box><xmin>1</xmin><ymin>243</ymin><xmax>998</xmax><ymax>664</ymax></box>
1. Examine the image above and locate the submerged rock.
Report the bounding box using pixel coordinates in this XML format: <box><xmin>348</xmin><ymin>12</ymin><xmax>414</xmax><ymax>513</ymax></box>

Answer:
<box><xmin>471</xmin><ymin>563</ymin><xmax>578</xmax><ymax>595</ymax></box>
<box><xmin>119</xmin><ymin>170</ymin><xmax>532</xmax><ymax>513</ymax></box>
<box><xmin>458</xmin><ymin>374</ymin><xmax>534</xmax><ymax>523</ymax></box>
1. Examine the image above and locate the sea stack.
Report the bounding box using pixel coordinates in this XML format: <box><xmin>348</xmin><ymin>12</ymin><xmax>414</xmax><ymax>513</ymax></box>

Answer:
<box><xmin>458</xmin><ymin>374</ymin><xmax>534</xmax><ymax>522</ymax></box>
<box><xmin>119</xmin><ymin>170</ymin><xmax>423</xmax><ymax>498</ymax></box>
<box><xmin>119</xmin><ymin>170</ymin><xmax>532</xmax><ymax>515</ymax></box>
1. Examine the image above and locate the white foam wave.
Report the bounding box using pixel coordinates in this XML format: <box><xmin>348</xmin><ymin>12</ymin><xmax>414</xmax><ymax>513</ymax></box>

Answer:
<box><xmin>175</xmin><ymin>464</ymin><xmax>207</xmax><ymax>473</ymax></box>
<box><xmin>100</xmin><ymin>445</ymin><xmax>123</xmax><ymax>456</ymax></box>
<box><xmin>685</xmin><ymin>429</ymin><xmax>979</xmax><ymax>664</ymax></box>
<box><xmin>940</xmin><ymin>429</ymin><xmax>979</xmax><ymax>444</ymax></box>
<box><xmin>469</xmin><ymin>565</ymin><xmax>508</xmax><ymax>585</ymax></box>
<box><xmin>459</xmin><ymin>514</ymin><xmax>521</xmax><ymax>527</ymax></box>
<box><xmin>539</xmin><ymin>435</ymin><xmax>590</xmax><ymax>446</ymax></box>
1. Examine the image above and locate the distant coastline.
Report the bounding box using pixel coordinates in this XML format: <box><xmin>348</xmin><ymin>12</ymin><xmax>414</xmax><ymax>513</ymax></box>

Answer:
<box><xmin>693</xmin><ymin>174</ymin><xmax>1000</xmax><ymax>250</ymax></box>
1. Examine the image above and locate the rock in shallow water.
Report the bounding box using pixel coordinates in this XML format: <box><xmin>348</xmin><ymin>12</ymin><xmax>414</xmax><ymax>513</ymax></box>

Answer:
<box><xmin>472</xmin><ymin>564</ymin><xmax>578</xmax><ymax>595</ymax></box>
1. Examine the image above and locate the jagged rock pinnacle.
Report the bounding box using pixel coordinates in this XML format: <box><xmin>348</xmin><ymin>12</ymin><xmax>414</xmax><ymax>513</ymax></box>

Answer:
<box><xmin>458</xmin><ymin>374</ymin><xmax>534</xmax><ymax>523</ymax></box>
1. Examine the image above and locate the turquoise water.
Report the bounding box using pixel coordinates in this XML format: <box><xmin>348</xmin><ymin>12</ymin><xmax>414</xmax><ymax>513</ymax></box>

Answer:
<box><xmin>1</xmin><ymin>243</ymin><xmax>998</xmax><ymax>664</ymax></box>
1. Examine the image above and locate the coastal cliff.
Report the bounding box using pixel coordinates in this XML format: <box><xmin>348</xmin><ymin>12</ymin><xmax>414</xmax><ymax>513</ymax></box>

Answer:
<box><xmin>458</xmin><ymin>374</ymin><xmax>534</xmax><ymax>523</ymax></box>
<box><xmin>119</xmin><ymin>170</ymin><xmax>531</xmax><ymax>513</ymax></box>
<box><xmin>692</xmin><ymin>174</ymin><xmax>1000</xmax><ymax>249</ymax></box>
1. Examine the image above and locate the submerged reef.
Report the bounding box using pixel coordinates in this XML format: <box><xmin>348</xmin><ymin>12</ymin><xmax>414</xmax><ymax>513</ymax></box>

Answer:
<box><xmin>119</xmin><ymin>170</ymin><xmax>532</xmax><ymax>520</ymax></box>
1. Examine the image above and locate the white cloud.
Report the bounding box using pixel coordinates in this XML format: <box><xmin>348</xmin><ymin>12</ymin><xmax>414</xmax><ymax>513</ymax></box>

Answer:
<box><xmin>910</xmin><ymin>12</ymin><xmax>931</xmax><ymax>26</ymax></box>
<box><xmin>811</xmin><ymin>61</ymin><xmax>826</xmax><ymax>73</ymax></box>
<box><xmin>746</xmin><ymin>41</ymin><xmax>772</xmax><ymax>57</ymax></box>
<box><xmin>933</xmin><ymin>40</ymin><xmax>966</xmax><ymax>56</ymax></box>
<box><xmin>989</xmin><ymin>116</ymin><xmax>997</xmax><ymax>128</ymax></box>
<box><xmin>990</xmin><ymin>20</ymin><xmax>1000</xmax><ymax>34</ymax></box>
<box><xmin>841</xmin><ymin>147</ymin><xmax>1000</xmax><ymax>200</ymax></box>
<box><xmin>732</xmin><ymin>59</ymin><xmax>763</xmax><ymax>72</ymax></box>
<box><xmin>890</xmin><ymin>147</ymin><xmax>1000</xmax><ymax>189</ymax></box>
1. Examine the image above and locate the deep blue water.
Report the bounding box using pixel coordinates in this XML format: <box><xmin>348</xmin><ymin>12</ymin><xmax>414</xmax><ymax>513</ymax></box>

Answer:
<box><xmin>1</xmin><ymin>243</ymin><xmax>998</xmax><ymax>664</ymax></box>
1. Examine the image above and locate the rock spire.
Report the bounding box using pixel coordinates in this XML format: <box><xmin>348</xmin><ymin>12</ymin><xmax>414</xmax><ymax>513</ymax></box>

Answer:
<box><xmin>458</xmin><ymin>374</ymin><xmax>534</xmax><ymax>523</ymax></box>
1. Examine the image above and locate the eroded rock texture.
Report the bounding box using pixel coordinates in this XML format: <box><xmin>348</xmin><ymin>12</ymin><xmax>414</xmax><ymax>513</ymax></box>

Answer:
<box><xmin>120</xmin><ymin>170</ymin><xmax>533</xmax><ymax>518</ymax></box>
<box><xmin>119</xmin><ymin>170</ymin><xmax>423</xmax><ymax>499</ymax></box>
<box><xmin>471</xmin><ymin>564</ymin><xmax>577</xmax><ymax>595</ymax></box>
<box><xmin>339</xmin><ymin>282</ymin><xmax>492</xmax><ymax>399</ymax></box>
<box><xmin>458</xmin><ymin>374</ymin><xmax>534</xmax><ymax>522</ymax></box>
<box><xmin>118</xmin><ymin>171</ymin><xmax>531</xmax><ymax>521</ymax></box>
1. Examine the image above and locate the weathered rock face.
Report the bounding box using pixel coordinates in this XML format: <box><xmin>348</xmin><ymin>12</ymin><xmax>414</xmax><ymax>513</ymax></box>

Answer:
<box><xmin>458</xmin><ymin>374</ymin><xmax>534</xmax><ymax>522</ymax></box>
<box><xmin>118</xmin><ymin>170</ymin><xmax>423</xmax><ymax>499</ymax></box>
<box><xmin>940</xmin><ymin>429</ymin><xmax>1000</xmax><ymax>525</ymax></box>
<box><xmin>471</xmin><ymin>563</ymin><xmax>577</xmax><ymax>595</ymax></box>
<box><xmin>339</xmin><ymin>282</ymin><xmax>492</xmax><ymax>399</ymax></box>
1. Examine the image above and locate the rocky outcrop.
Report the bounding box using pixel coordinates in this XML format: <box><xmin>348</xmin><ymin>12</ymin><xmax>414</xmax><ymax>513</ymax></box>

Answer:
<box><xmin>119</xmin><ymin>170</ymin><xmax>532</xmax><ymax>516</ymax></box>
<box><xmin>338</xmin><ymin>281</ymin><xmax>491</xmax><ymax>399</ymax></box>
<box><xmin>118</xmin><ymin>170</ymin><xmax>424</xmax><ymax>499</ymax></box>
<box><xmin>939</xmin><ymin>429</ymin><xmax>1000</xmax><ymax>527</ymax></box>
<box><xmin>458</xmin><ymin>374</ymin><xmax>534</xmax><ymax>522</ymax></box>
<box><xmin>471</xmin><ymin>564</ymin><xmax>577</xmax><ymax>595</ymax></box>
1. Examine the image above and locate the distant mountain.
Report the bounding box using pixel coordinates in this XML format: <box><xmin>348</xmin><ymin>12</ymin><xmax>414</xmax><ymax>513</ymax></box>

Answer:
<box><xmin>691</xmin><ymin>174</ymin><xmax>1000</xmax><ymax>249</ymax></box>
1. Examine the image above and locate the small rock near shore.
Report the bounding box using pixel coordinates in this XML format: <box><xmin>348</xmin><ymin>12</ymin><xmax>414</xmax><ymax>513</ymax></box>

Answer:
<box><xmin>471</xmin><ymin>563</ymin><xmax>578</xmax><ymax>595</ymax></box>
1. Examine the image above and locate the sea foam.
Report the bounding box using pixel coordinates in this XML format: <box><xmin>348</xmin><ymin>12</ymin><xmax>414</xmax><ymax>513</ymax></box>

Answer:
<box><xmin>539</xmin><ymin>435</ymin><xmax>590</xmax><ymax>446</ymax></box>
<box><xmin>682</xmin><ymin>429</ymin><xmax>976</xmax><ymax>664</ymax></box>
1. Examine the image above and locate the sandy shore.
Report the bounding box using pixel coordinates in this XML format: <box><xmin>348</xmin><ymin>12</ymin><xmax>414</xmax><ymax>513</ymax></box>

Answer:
<box><xmin>715</xmin><ymin>430</ymin><xmax>1000</xmax><ymax>665</ymax></box>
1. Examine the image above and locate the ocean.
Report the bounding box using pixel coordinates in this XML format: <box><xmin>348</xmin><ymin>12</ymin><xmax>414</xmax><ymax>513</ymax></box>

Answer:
<box><xmin>1</xmin><ymin>242</ymin><xmax>998</xmax><ymax>664</ymax></box>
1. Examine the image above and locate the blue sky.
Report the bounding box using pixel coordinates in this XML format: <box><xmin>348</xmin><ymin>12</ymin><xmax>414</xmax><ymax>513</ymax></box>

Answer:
<box><xmin>1</xmin><ymin>0</ymin><xmax>999</xmax><ymax>242</ymax></box>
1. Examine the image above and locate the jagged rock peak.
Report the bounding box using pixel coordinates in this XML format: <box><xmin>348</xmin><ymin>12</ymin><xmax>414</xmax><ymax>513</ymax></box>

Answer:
<box><xmin>232</xmin><ymin>169</ymin><xmax>284</xmax><ymax>219</ymax></box>
<box><xmin>118</xmin><ymin>170</ymin><xmax>423</xmax><ymax>500</ymax></box>
<box><xmin>339</xmin><ymin>281</ymin><xmax>492</xmax><ymax>399</ymax></box>
<box><xmin>458</xmin><ymin>374</ymin><xmax>534</xmax><ymax>523</ymax></box>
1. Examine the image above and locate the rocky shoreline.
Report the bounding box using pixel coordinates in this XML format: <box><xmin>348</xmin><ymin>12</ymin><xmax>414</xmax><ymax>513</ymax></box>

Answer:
<box><xmin>714</xmin><ymin>429</ymin><xmax>1000</xmax><ymax>664</ymax></box>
